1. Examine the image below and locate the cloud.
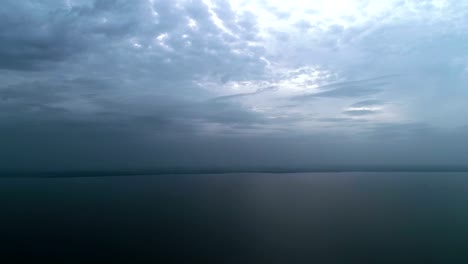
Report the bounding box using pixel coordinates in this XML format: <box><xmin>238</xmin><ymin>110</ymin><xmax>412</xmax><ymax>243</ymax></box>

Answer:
<box><xmin>310</xmin><ymin>85</ymin><xmax>384</xmax><ymax>98</ymax></box>
<box><xmin>349</xmin><ymin>100</ymin><xmax>385</xmax><ymax>108</ymax></box>
<box><xmin>0</xmin><ymin>2</ymin><xmax>81</xmax><ymax>70</ymax></box>
<box><xmin>317</xmin><ymin>117</ymin><xmax>353</xmax><ymax>123</ymax></box>
<box><xmin>209</xmin><ymin>86</ymin><xmax>277</xmax><ymax>101</ymax></box>
<box><xmin>343</xmin><ymin>110</ymin><xmax>379</xmax><ymax>116</ymax></box>
<box><xmin>2</xmin><ymin>0</ymin><xmax>468</xmax><ymax>170</ymax></box>
<box><xmin>291</xmin><ymin>76</ymin><xmax>394</xmax><ymax>101</ymax></box>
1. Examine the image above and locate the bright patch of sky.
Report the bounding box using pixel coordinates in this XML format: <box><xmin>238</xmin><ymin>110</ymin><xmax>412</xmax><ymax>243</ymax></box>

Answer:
<box><xmin>197</xmin><ymin>0</ymin><xmax>468</xmax><ymax>132</ymax></box>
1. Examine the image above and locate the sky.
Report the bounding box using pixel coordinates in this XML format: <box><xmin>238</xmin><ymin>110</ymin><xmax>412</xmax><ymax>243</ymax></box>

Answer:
<box><xmin>1</xmin><ymin>0</ymin><xmax>468</xmax><ymax>170</ymax></box>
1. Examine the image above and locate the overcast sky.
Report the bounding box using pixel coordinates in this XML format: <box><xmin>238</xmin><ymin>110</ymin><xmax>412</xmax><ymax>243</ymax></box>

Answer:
<box><xmin>1</xmin><ymin>0</ymin><xmax>468</xmax><ymax>170</ymax></box>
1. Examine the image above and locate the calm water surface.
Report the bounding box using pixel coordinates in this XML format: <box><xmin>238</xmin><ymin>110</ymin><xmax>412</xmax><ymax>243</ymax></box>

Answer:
<box><xmin>1</xmin><ymin>172</ymin><xmax>468</xmax><ymax>263</ymax></box>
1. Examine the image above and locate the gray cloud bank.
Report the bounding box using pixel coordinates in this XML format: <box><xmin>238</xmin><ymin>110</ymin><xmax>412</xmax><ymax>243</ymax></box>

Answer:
<box><xmin>1</xmin><ymin>0</ymin><xmax>468</xmax><ymax>171</ymax></box>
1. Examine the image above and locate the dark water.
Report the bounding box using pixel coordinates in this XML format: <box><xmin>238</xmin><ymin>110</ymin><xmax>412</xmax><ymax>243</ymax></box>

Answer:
<box><xmin>2</xmin><ymin>172</ymin><xmax>468</xmax><ymax>263</ymax></box>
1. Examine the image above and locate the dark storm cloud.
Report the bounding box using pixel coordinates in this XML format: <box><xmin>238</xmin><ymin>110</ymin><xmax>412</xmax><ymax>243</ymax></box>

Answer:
<box><xmin>0</xmin><ymin>0</ymin><xmax>268</xmax><ymax>113</ymax></box>
<box><xmin>0</xmin><ymin>0</ymin><xmax>154</xmax><ymax>70</ymax></box>
<box><xmin>0</xmin><ymin>77</ymin><xmax>122</xmax><ymax>124</ymax></box>
<box><xmin>0</xmin><ymin>0</ymin><xmax>265</xmax><ymax>73</ymax></box>
<box><xmin>0</xmin><ymin>2</ymin><xmax>82</xmax><ymax>70</ymax></box>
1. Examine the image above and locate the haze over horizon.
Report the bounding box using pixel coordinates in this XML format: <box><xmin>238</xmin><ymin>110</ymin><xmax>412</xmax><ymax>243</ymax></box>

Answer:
<box><xmin>2</xmin><ymin>0</ymin><xmax>468</xmax><ymax>171</ymax></box>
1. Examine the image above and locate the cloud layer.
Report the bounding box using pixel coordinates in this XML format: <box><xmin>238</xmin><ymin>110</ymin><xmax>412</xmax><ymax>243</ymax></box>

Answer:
<box><xmin>1</xmin><ymin>0</ymin><xmax>468</xmax><ymax>170</ymax></box>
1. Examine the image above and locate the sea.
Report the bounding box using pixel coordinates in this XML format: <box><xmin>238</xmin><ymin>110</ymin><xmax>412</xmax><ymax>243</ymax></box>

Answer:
<box><xmin>1</xmin><ymin>172</ymin><xmax>468</xmax><ymax>263</ymax></box>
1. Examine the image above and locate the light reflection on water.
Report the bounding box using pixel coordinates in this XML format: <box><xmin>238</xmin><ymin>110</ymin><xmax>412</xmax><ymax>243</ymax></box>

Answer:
<box><xmin>1</xmin><ymin>172</ymin><xmax>468</xmax><ymax>262</ymax></box>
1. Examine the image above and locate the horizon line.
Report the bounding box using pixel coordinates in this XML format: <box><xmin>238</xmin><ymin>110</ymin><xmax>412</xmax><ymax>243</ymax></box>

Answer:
<box><xmin>2</xmin><ymin>165</ymin><xmax>468</xmax><ymax>178</ymax></box>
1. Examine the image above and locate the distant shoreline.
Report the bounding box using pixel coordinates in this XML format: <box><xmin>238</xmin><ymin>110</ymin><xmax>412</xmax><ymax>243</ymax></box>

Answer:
<box><xmin>2</xmin><ymin>166</ymin><xmax>468</xmax><ymax>178</ymax></box>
